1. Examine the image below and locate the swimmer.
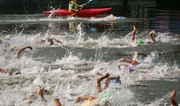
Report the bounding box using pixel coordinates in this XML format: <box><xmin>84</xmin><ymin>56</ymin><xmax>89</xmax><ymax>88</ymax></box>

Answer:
<box><xmin>100</xmin><ymin>75</ymin><xmax>121</xmax><ymax>90</ymax></box>
<box><xmin>22</xmin><ymin>86</ymin><xmax>53</xmax><ymax>104</ymax></box>
<box><xmin>105</xmin><ymin>14</ymin><xmax>126</xmax><ymax>21</ymax></box>
<box><xmin>130</xmin><ymin>26</ymin><xmax>148</xmax><ymax>46</ymax></box>
<box><xmin>119</xmin><ymin>58</ymin><xmax>139</xmax><ymax>65</ymax></box>
<box><xmin>14</xmin><ymin>46</ymin><xmax>33</xmax><ymax>59</ymax></box>
<box><xmin>36</xmin><ymin>32</ymin><xmax>62</xmax><ymax>46</ymax></box>
<box><xmin>0</xmin><ymin>67</ymin><xmax>21</xmax><ymax>75</ymax></box>
<box><xmin>109</xmin><ymin>51</ymin><xmax>148</xmax><ymax>73</ymax></box>
<box><xmin>129</xmin><ymin>26</ymin><xmax>157</xmax><ymax>46</ymax></box>
<box><xmin>147</xmin><ymin>30</ymin><xmax>156</xmax><ymax>43</ymax></box>
<box><xmin>21</xmin><ymin>86</ymin><xmax>47</xmax><ymax>105</ymax></box>
<box><xmin>170</xmin><ymin>90</ymin><xmax>178</xmax><ymax>106</ymax></box>
<box><xmin>108</xmin><ymin>57</ymin><xmax>138</xmax><ymax>66</ymax></box>
<box><xmin>117</xmin><ymin>51</ymin><xmax>148</xmax><ymax>65</ymax></box>
<box><xmin>48</xmin><ymin>38</ymin><xmax>62</xmax><ymax>46</ymax></box>
<box><xmin>75</xmin><ymin>73</ymin><xmax>121</xmax><ymax>104</ymax></box>
<box><xmin>96</xmin><ymin>73</ymin><xmax>110</xmax><ymax>93</ymax></box>
<box><xmin>0</xmin><ymin>67</ymin><xmax>7</xmax><ymax>73</ymax></box>
<box><xmin>72</xmin><ymin>73</ymin><xmax>111</xmax><ymax>103</ymax></box>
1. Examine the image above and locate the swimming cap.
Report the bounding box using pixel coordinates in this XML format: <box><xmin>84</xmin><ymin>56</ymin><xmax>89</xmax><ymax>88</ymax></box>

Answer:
<box><xmin>128</xmin><ymin>67</ymin><xmax>134</xmax><ymax>72</ymax></box>
<box><xmin>90</xmin><ymin>27</ymin><xmax>97</xmax><ymax>32</ymax></box>
<box><xmin>110</xmin><ymin>79</ymin><xmax>121</xmax><ymax>84</ymax></box>
<box><xmin>99</xmin><ymin>92</ymin><xmax>109</xmax><ymax>102</ymax></box>
<box><xmin>137</xmin><ymin>39</ymin><xmax>144</xmax><ymax>45</ymax></box>
<box><xmin>11</xmin><ymin>45</ymin><xmax>17</xmax><ymax>49</ymax></box>
<box><xmin>117</xmin><ymin>16</ymin><xmax>126</xmax><ymax>20</ymax></box>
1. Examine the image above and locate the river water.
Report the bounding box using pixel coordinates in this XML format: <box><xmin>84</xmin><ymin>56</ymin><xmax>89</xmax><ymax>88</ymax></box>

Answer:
<box><xmin>0</xmin><ymin>9</ymin><xmax>180</xmax><ymax>106</ymax></box>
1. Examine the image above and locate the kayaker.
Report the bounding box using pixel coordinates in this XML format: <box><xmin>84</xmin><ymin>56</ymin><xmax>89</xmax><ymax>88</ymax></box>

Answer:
<box><xmin>68</xmin><ymin>0</ymin><xmax>87</xmax><ymax>12</ymax></box>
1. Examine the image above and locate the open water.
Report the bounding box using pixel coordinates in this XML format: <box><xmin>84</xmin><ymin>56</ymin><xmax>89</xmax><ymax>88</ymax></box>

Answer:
<box><xmin>0</xmin><ymin>8</ymin><xmax>180</xmax><ymax>106</ymax></box>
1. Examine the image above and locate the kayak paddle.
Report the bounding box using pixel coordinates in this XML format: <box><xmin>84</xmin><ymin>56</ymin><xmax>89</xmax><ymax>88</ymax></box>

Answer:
<box><xmin>48</xmin><ymin>8</ymin><xmax>55</xmax><ymax>18</ymax></box>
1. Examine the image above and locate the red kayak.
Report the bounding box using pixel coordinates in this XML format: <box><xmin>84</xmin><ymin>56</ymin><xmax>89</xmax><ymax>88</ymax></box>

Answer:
<box><xmin>43</xmin><ymin>8</ymin><xmax>112</xmax><ymax>17</ymax></box>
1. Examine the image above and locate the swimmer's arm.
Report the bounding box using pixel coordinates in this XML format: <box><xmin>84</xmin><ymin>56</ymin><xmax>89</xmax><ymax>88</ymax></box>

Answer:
<box><xmin>37</xmin><ymin>86</ymin><xmax>46</xmax><ymax>102</ymax></box>
<box><xmin>131</xmin><ymin>26</ymin><xmax>136</xmax><ymax>42</ymax></box>
<box><xmin>54</xmin><ymin>98</ymin><xmax>63</xmax><ymax>106</ymax></box>
<box><xmin>14</xmin><ymin>46</ymin><xmax>33</xmax><ymax>59</ymax></box>
<box><xmin>135</xmin><ymin>52</ymin><xmax>147</xmax><ymax>57</ymax></box>
<box><xmin>148</xmin><ymin>30</ymin><xmax>156</xmax><ymax>43</ymax></box>
<box><xmin>52</xmin><ymin>38</ymin><xmax>62</xmax><ymax>44</ymax></box>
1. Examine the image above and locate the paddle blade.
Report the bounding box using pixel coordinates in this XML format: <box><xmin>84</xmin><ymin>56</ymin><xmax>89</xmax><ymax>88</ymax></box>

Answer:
<box><xmin>48</xmin><ymin>8</ymin><xmax>55</xmax><ymax>18</ymax></box>
<box><xmin>87</xmin><ymin>0</ymin><xmax>93</xmax><ymax>4</ymax></box>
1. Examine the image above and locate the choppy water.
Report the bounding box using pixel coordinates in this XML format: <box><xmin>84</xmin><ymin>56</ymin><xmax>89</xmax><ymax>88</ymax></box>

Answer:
<box><xmin>0</xmin><ymin>10</ymin><xmax>180</xmax><ymax>106</ymax></box>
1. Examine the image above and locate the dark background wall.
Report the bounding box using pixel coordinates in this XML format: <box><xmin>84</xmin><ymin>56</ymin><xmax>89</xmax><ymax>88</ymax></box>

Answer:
<box><xmin>0</xmin><ymin>0</ymin><xmax>180</xmax><ymax>15</ymax></box>
<box><xmin>157</xmin><ymin>0</ymin><xmax>180</xmax><ymax>10</ymax></box>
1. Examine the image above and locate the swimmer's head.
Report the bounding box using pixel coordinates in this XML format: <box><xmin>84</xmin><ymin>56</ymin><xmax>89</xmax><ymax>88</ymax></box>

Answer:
<box><xmin>8</xmin><ymin>68</ymin><xmax>21</xmax><ymax>75</ymax></box>
<box><xmin>111</xmin><ymin>79</ymin><xmax>120</xmax><ymax>84</ymax></box>
<box><xmin>90</xmin><ymin>28</ymin><xmax>97</xmax><ymax>32</ymax></box>
<box><xmin>11</xmin><ymin>45</ymin><xmax>17</xmax><ymax>49</ymax></box>
<box><xmin>98</xmin><ymin>91</ymin><xmax>110</xmax><ymax>102</ymax></box>
<box><xmin>150</xmin><ymin>30</ymin><xmax>158</xmax><ymax>36</ymax></box>
<box><xmin>110</xmin><ymin>76</ymin><xmax>121</xmax><ymax>84</ymax></box>
<box><xmin>137</xmin><ymin>39</ymin><xmax>144</xmax><ymax>45</ymax></box>
<box><xmin>10</xmin><ymin>45</ymin><xmax>17</xmax><ymax>51</ymax></box>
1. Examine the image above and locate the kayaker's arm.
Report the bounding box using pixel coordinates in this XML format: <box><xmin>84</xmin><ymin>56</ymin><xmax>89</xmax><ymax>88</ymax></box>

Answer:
<box><xmin>70</xmin><ymin>9</ymin><xmax>78</xmax><ymax>12</ymax></box>
<box><xmin>69</xmin><ymin>0</ymin><xmax>94</xmax><ymax>16</ymax></box>
<box><xmin>78</xmin><ymin>0</ymin><xmax>93</xmax><ymax>8</ymax></box>
<box><xmin>78</xmin><ymin>3</ymin><xmax>87</xmax><ymax>8</ymax></box>
<box><xmin>70</xmin><ymin>4</ymin><xmax>85</xmax><ymax>16</ymax></box>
